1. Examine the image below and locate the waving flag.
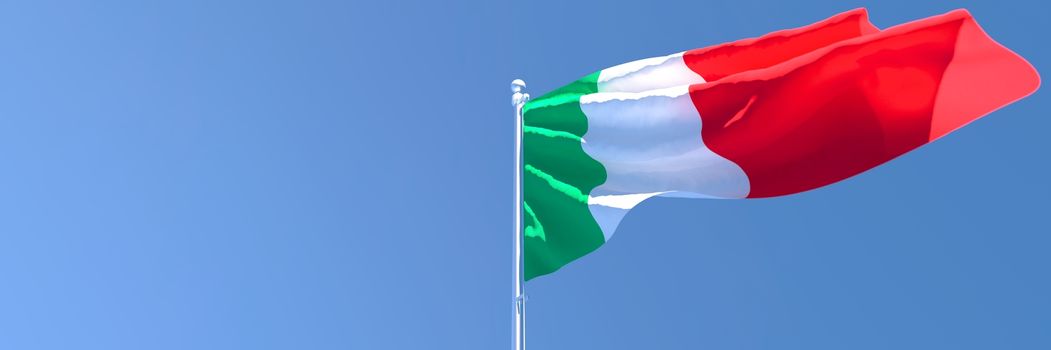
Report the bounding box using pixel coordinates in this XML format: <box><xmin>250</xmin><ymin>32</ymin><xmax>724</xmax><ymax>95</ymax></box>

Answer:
<box><xmin>522</xmin><ymin>9</ymin><xmax>1039</xmax><ymax>280</ymax></box>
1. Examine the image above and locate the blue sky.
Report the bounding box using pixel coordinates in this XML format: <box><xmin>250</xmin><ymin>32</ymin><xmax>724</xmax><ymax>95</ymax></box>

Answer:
<box><xmin>0</xmin><ymin>1</ymin><xmax>1047</xmax><ymax>349</ymax></box>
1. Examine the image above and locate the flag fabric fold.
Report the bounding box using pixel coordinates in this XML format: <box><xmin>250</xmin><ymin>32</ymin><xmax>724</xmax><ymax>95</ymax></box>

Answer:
<box><xmin>522</xmin><ymin>8</ymin><xmax>1039</xmax><ymax>281</ymax></box>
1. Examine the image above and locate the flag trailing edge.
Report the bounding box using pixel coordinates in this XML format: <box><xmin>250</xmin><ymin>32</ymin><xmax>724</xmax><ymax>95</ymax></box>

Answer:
<box><xmin>521</xmin><ymin>8</ymin><xmax>1040</xmax><ymax>281</ymax></box>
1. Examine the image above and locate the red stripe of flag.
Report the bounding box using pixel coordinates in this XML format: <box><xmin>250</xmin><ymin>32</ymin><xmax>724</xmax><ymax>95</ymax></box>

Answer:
<box><xmin>689</xmin><ymin>9</ymin><xmax>1040</xmax><ymax>198</ymax></box>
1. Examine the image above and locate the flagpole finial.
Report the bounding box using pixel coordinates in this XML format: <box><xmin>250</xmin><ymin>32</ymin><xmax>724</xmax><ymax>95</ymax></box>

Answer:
<box><xmin>512</xmin><ymin>79</ymin><xmax>529</xmax><ymax>109</ymax></box>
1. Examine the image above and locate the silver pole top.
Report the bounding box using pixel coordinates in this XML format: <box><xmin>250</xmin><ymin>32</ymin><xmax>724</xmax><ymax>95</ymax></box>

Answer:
<box><xmin>511</xmin><ymin>79</ymin><xmax>526</xmax><ymax>93</ymax></box>
<box><xmin>512</xmin><ymin>79</ymin><xmax>529</xmax><ymax>108</ymax></box>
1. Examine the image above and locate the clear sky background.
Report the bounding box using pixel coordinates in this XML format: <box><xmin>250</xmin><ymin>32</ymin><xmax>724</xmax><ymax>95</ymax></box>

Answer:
<box><xmin>0</xmin><ymin>0</ymin><xmax>1047</xmax><ymax>349</ymax></box>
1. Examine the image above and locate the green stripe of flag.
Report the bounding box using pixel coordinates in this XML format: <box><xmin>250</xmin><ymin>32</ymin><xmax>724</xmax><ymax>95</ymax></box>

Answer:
<box><xmin>522</xmin><ymin>72</ymin><xmax>608</xmax><ymax>280</ymax></box>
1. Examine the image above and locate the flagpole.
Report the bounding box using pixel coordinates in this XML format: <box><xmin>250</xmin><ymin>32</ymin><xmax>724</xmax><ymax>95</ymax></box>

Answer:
<box><xmin>511</xmin><ymin>79</ymin><xmax>529</xmax><ymax>350</ymax></box>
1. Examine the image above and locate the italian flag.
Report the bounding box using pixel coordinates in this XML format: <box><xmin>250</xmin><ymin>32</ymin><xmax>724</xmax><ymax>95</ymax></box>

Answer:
<box><xmin>522</xmin><ymin>9</ymin><xmax>1039</xmax><ymax>280</ymax></box>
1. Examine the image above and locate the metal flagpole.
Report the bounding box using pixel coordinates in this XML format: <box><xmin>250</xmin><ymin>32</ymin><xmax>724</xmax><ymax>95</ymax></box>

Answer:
<box><xmin>511</xmin><ymin>79</ymin><xmax>529</xmax><ymax>350</ymax></box>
